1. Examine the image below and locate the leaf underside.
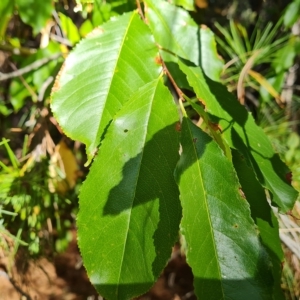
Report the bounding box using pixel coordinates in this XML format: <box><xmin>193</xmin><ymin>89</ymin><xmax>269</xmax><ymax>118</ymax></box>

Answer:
<box><xmin>77</xmin><ymin>78</ymin><xmax>181</xmax><ymax>300</ymax></box>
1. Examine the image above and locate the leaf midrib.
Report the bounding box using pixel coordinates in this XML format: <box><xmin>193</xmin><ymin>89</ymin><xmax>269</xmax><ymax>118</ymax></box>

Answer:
<box><xmin>116</xmin><ymin>80</ymin><xmax>160</xmax><ymax>298</ymax></box>
<box><xmin>147</xmin><ymin>1</ymin><xmax>193</xmax><ymax>61</ymax></box>
<box><xmin>94</xmin><ymin>12</ymin><xmax>137</xmax><ymax>156</ymax></box>
<box><xmin>186</xmin><ymin>119</ymin><xmax>225</xmax><ymax>298</ymax></box>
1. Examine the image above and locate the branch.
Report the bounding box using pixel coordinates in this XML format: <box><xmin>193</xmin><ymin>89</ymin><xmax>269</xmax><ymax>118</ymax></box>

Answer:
<box><xmin>0</xmin><ymin>53</ymin><xmax>61</xmax><ymax>81</ymax></box>
<box><xmin>136</xmin><ymin>0</ymin><xmax>145</xmax><ymax>21</ymax></box>
<box><xmin>0</xmin><ymin>270</ymin><xmax>32</xmax><ymax>300</ymax></box>
<box><xmin>161</xmin><ymin>59</ymin><xmax>183</xmax><ymax>100</ymax></box>
<box><xmin>0</xmin><ymin>43</ymin><xmax>37</xmax><ymax>56</ymax></box>
<box><xmin>38</xmin><ymin>76</ymin><xmax>54</xmax><ymax>102</ymax></box>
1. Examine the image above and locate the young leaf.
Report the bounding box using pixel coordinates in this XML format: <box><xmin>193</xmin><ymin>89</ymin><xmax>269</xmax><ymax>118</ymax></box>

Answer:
<box><xmin>232</xmin><ymin>150</ymin><xmax>284</xmax><ymax>300</ymax></box>
<box><xmin>145</xmin><ymin>0</ymin><xmax>223</xmax><ymax>81</ymax></box>
<box><xmin>178</xmin><ymin>60</ymin><xmax>298</xmax><ymax>212</ymax></box>
<box><xmin>77</xmin><ymin>78</ymin><xmax>181</xmax><ymax>300</ymax></box>
<box><xmin>175</xmin><ymin>117</ymin><xmax>273</xmax><ymax>300</ymax></box>
<box><xmin>51</xmin><ymin>11</ymin><xmax>161</xmax><ymax>163</ymax></box>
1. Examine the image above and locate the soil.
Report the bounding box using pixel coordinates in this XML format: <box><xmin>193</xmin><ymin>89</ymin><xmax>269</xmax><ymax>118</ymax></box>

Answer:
<box><xmin>0</xmin><ymin>234</ymin><xmax>196</xmax><ymax>300</ymax></box>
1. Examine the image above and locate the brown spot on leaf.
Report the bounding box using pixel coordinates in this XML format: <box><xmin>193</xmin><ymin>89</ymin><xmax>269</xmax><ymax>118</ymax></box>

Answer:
<box><xmin>51</xmin><ymin>62</ymin><xmax>66</xmax><ymax>95</ymax></box>
<box><xmin>208</xmin><ymin>120</ymin><xmax>222</xmax><ymax>132</ymax></box>
<box><xmin>193</xmin><ymin>138</ymin><xmax>197</xmax><ymax>143</ymax></box>
<box><xmin>198</xmin><ymin>98</ymin><xmax>206</xmax><ymax>107</ymax></box>
<box><xmin>201</xmin><ymin>24</ymin><xmax>208</xmax><ymax>30</ymax></box>
<box><xmin>175</xmin><ymin>122</ymin><xmax>181</xmax><ymax>132</ymax></box>
<box><xmin>239</xmin><ymin>188</ymin><xmax>246</xmax><ymax>199</ymax></box>
<box><xmin>155</xmin><ymin>55</ymin><xmax>162</xmax><ymax>65</ymax></box>
<box><xmin>286</xmin><ymin>172</ymin><xmax>292</xmax><ymax>184</ymax></box>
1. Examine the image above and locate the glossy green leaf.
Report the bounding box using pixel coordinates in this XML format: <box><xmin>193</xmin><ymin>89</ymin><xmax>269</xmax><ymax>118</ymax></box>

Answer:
<box><xmin>175</xmin><ymin>117</ymin><xmax>273</xmax><ymax>300</ymax></box>
<box><xmin>51</xmin><ymin>12</ymin><xmax>161</xmax><ymax>163</ymax></box>
<box><xmin>178</xmin><ymin>60</ymin><xmax>298</xmax><ymax>212</ymax></box>
<box><xmin>232</xmin><ymin>150</ymin><xmax>284</xmax><ymax>300</ymax></box>
<box><xmin>170</xmin><ymin>0</ymin><xmax>194</xmax><ymax>11</ymax></box>
<box><xmin>77</xmin><ymin>78</ymin><xmax>181</xmax><ymax>300</ymax></box>
<box><xmin>145</xmin><ymin>0</ymin><xmax>223</xmax><ymax>81</ymax></box>
<box><xmin>15</xmin><ymin>0</ymin><xmax>53</xmax><ymax>35</ymax></box>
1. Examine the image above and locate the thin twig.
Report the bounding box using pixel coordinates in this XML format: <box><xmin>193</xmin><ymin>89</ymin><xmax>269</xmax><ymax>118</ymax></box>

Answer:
<box><xmin>9</xmin><ymin>277</ymin><xmax>32</xmax><ymax>300</ymax></box>
<box><xmin>8</xmin><ymin>62</ymin><xmax>38</xmax><ymax>101</ymax></box>
<box><xmin>161</xmin><ymin>59</ymin><xmax>183</xmax><ymax>100</ymax></box>
<box><xmin>0</xmin><ymin>43</ymin><xmax>37</xmax><ymax>55</ymax></box>
<box><xmin>52</xmin><ymin>10</ymin><xmax>66</xmax><ymax>39</ymax></box>
<box><xmin>136</xmin><ymin>0</ymin><xmax>145</xmax><ymax>21</ymax></box>
<box><xmin>38</xmin><ymin>76</ymin><xmax>54</xmax><ymax>102</ymax></box>
<box><xmin>0</xmin><ymin>270</ymin><xmax>32</xmax><ymax>300</ymax></box>
<box><xmin>0</xmin><ymin>53</ymin><xmax>61</xmax><ymax>81</ymax></box>
<box><xmin>50</xmin><ymin>33</ymin><xmax>73</xmax><ymax>47</ymax></box>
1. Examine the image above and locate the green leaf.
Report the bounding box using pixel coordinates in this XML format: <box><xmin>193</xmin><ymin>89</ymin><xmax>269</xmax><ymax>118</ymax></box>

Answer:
<box><xmin>175</xmin><ymin>117</ymin><xmax>273</xmax><ymax>300</ymax></box>
<box><xmin>0</xmin><ymin>0</ymin><xmax>13</xmax><ymax>39</ymax></box>
<box><xmin>77</xmin><ymin>78</ymin><xmax>181</xmax><ymax>300</ymax></box>
<box><xmin>58</xmin><ymin>12</ymin><xmax>81</xmax><ymax>45</ymax></box>
<box><xmin>15</xmin><ymin>0</ymin><xmax>53</xmax><ymax>35</ymax></box>
<box><xmin>273</xmin><ymin>41</ymin><xmax>297</xmax><ymax>73</ymax></box>
<box><xmin>10</xmin><ymin>79</ymin><xmax>31</xmax><ymax>111</ymax></box>
<box><xmin>232</xmin><ymin>150</ymin><xmax>284</xmax><ymax>300</ymax></box>
<box><xmin>79</xmin><ymin>19</ymin><xmax>94</xmax><ymax>37</ymax></box>
<box><xmin>283</xmin><ymin>0</ymin><xmax>300</xmax><ymax>28</ymax></box>
<box><xmin>145</xmin><ymin>0</ymin><xmax>223</xmax><ymax>81</ymax></box>
<box><xmin>178</xmin><ymin>60</ymin><xmax>298</xmax><ymax>212</ymax></box>
<box><xmin>51</xmin><ymin>12</ymin><xmax>161</xmax><ymax>163</ymax></box>
<box><xmin>92</xmin><ymin>2</ymin><xmax>115</xmax><ymax>26</ymax></box>
<box><xmin>184</xmin><ymin>96</ymin><xmax>232</xmax><ymax>160</ymax></box>
<box><xmin>170</xmin><ymin>0</ymin><xmax>195</xmax><ymax>11</ymax></box>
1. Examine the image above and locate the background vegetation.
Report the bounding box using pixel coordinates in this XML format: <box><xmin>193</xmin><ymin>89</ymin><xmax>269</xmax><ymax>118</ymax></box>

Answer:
<box><xmin>0</xmin><ymin>0</ymin><xmax>300</xmax><ymax>299</ymax></box>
